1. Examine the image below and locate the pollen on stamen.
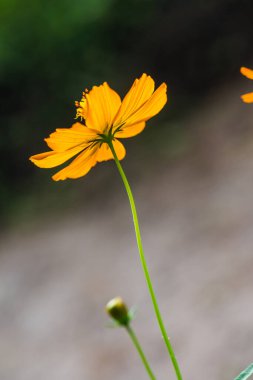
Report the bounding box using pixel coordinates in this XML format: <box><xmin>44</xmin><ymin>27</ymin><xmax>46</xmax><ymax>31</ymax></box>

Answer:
<box><xmin>82</xmin><ymin>90</ymin><xmax>89</xmax><ymax>98</ymax></box>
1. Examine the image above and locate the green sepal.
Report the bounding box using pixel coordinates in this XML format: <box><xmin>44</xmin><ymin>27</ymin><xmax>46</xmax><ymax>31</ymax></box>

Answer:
<box><xmin>106</xmin><ymin>306</ymin><xmax>137</xmax><ymax>328</ymax></box>
<box><xmin>128</xmin><ymin>306</ymin><xmax>137</xmax><ymax>322</ymax></box>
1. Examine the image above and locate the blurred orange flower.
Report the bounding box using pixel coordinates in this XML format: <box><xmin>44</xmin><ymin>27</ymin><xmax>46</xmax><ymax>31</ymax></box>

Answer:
<box><xmin>30</xmin><ymin>74</ymin><xmax>167</xmax><ymax>181</ymax></box>
<box><xmin>240</xmin><ymin>67</ymin><xmax>253</xmax><ymax>103</ymax></box>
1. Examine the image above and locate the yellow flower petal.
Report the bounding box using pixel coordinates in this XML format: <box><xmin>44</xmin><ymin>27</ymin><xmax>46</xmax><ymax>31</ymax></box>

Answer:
<box><xmin>123</xmin><ymin>82</ymin><xmax>167</xmax><ymax>126</ymax></box>
<box><xmin>115</xmin><ymin>122</ymin><xmax>146</xmax><ymax>138</ymax></box>
<box><xmin>113</xmin><ymin>73</ymin><xmax>154</xmax><ymax>127</ymax></box>
<box><xmin>96</xmin><ymin>139</ymin><xmax>126</xmax><ymax>162</ymax></box>
<box><xmin>241</xmin><ymin>92</ymin><xmax>253</xmax><ymax>103</ymax></box>
<box><xmin>29</xmin><ymin>145</ymin><xmax>85</xmax><ymax>168</ymax></box>
<box><xmin>85</xmin><ymin>82</ymin><xmax>121</xmax><ymax>132</ymax></box>
<box><xmin>71</xmin><ymin>122</ymin><xmax>89</xmax><ymax>132</ymax></box>
<box><xmin>240</xmin><ymin>67</ymin><xmax>253</xmax><ymax>79</ymax></box>
<box><xmin>45</xmin><ymin>123</ymin><xmax>98</xmax><ymax>152</ymax></box>
<box><xmin>52</xmin><ymin>147</ymin><xmax>98</xmax><ymax>181</ymax></box>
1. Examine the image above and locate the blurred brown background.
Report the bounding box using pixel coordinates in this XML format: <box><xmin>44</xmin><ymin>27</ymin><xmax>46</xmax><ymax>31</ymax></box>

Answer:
<box><xmin>0</xmin><ymin>0</ymin><xmax>253</xmax><ymax>379</ymax></box>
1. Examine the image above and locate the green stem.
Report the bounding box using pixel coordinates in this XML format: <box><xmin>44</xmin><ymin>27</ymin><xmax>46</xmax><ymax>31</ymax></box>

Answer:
<box><xmin>126</xmin><ymin>324</ymin><xmax>157</xmax><ymax>380</ymax></box>
<box><xmin>108</xmin><ymin>140</ymin><xmax>183</xmax><ymax>380</ymax></box>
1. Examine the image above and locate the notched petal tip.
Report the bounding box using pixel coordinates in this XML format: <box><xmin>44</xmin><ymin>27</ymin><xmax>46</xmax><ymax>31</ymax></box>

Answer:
<box><xmin>157</xmin><ymin>81</ymin><xmax>167</xmax><ymax>92</ymax></box>
<box><xmin>52</xmin><ymin>173</ymin><xmax>63</xmax><ymax>181</ymax></box>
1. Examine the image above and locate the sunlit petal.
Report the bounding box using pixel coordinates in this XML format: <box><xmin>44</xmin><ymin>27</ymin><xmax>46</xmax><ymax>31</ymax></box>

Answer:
<box><xmin>96</xmin><ymin>139</ymin><xmax>126</xmax><ymax>162</ymax></box>
<box><xmin>115</xmin><ymin>122</ymin><xmax>146</xmax><ymax>138</ymax></box>
<box><xmin>113</xmin><ymin>74</ymin><xmax>154</xmax><ymax>127</ymax></box>
<box><xmin>45</xmin><ymin>123</ymin><xmax>98</xmax><ymax>152</ymax></box>
<box><xmin>29</xmin><ymin>145</ymin><xmax>85</xmax><ymax>168</ymax></box>
<box><xmin>52</xmin><ymin>147</ymin><xmax>98</xmax><ymax>181</ymax></box>
<box><xmin>123</xmin><ymin>83</ymin><xmax>167</xmax><ymax>126</ymax></box>
<box><xmin>86</xmin><ymin>82</ymin><xmax>121</xmax><ymax>132</ymax></box>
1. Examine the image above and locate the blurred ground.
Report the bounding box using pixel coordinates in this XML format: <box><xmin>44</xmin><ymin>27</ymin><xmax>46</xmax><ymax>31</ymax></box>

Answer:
<box><xmin>0</xmin><ymin>81</ymin><xmax>253</xmax><ymax>380</ymax></box>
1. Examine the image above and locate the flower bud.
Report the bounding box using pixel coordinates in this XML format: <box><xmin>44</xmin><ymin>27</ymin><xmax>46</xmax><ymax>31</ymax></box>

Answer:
<box><xmin>106</xmin><ymin>297</ymin><xmax>130</xmax><ymax>326</ymax></box>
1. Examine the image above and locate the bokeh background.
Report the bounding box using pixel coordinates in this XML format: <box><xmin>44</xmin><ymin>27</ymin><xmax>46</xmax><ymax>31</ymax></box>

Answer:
<box><xmin>1</xmin><ymin>0</ymin><xmax>253</xmax><ymax>379</ymax></box>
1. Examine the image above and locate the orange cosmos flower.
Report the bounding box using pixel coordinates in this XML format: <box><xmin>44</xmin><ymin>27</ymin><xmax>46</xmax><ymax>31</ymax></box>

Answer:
<box><xmin>30</xmin><ymin>74</ymin><xmax>167</xmax><ymax>181</ymax></box>
<box><xmin>240</xmin><ymin>66</ymin><xmax>253</xmax><ymax>103</ymax></box>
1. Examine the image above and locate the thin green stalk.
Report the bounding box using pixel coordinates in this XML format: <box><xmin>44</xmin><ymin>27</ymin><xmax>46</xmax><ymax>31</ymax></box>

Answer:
<box><xmin>108</xmin><ymin>140</ymin><xmax>183</xmax><ymax>380</ymax></box>
<box><xmin>126</xmin><ymin>324</ymin><xmax>157</xmax><ymax>380</ymax></box>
